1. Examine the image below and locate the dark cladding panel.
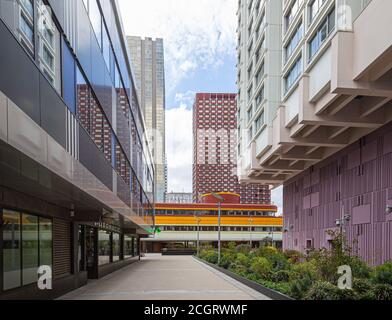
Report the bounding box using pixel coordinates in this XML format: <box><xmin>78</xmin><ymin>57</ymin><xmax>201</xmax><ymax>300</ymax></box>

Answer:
<box><xmin>40</xmin><ymin>74</ymin><xmax>67</xmax><ymax>148</ymax></box>
<box><xmin>79</xmin><ymin>127</ymin><xmax>113</xmax><ymax>191</ymax></box>
<box><xmin>0</xmin><ymin>20</ymin><xmax>40</xmax><ymax>124</ymax></box>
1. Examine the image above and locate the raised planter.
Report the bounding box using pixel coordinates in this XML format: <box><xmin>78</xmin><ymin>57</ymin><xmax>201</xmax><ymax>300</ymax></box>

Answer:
<box><xmin>194</xmin><ymin>256</ymin><xmax>294</xmax><ymax>301</ymax></box>
<box><xmin>162</xmin><ymin>248</ymin><xmax>196</xmax><ymax>256</ymax></box>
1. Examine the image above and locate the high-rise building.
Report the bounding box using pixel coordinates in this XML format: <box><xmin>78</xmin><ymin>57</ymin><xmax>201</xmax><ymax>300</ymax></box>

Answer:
<box><xmin>237</xmin><ymin>0</ymin><xmax>392</xmax><ymax>265</ymax></box>
<box><xmin>0</xmin><ymin>0</ymin><xmax>154</xmax><ymax>299</ymax></box>
<box><xmin>193</xmin><ymin>93</ymin><xmax>271</xmax><ymax>204</ymax></box>
<box><xmin>165</xmin><ymin>192</ymin><xmax>193</xmax><ymax>204</ymax></box>
<box><xmin>127</xmin><ymin>36</ymin><xmax>167</xmax><ymax>203</ymax></box>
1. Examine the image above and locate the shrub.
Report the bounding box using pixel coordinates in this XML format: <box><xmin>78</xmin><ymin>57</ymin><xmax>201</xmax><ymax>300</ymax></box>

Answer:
<box><xmin>373</xmin><ymin>261</ymin><xmax>392</xmax><ymax>286</ymax></box>
<box><xmin>227</xmin><ymin>242</ymin><xmax>237</xmax><ymax>251</ymax></box>
<box><xmin>289</xmin><ymin>276</ymin><xmax>314</xmax><ymax>300</ymax></box>
<box><xmin>236</xmin><ymin>253</ymin><xmax>251</xmax><ymax>268</ymax></box>
<box><xmin>250</xmin><ymin>257</ymin><xmax>273</xmax><ymax>279</ymax></box>
<box><xmin>348</xmin><ymin>256</ymin><xmax>372</xmax><ymax>279</ymax></box>
<box><xmin>229</xmin><ymin>263</ymin><xmax>248</xmax><ymax>276</ymax></box>
<box><xmin>257</xmin><ymin>246</ymin><xmax>278</xmax><ymax>258</ymax></box>
<box><xmin>202</xmin><ymin>250</ymin><xmax>218</xmax><ymax>264</ymax></box>
<box><xmin>370</xmin><ymin>284</ymin><xmax>392</xmax><ymax>300</ymax></box>
<box><xmin>284</xmin><ymin>250</ymin><xmax>303</xmax><ymax>264</ymax></box>
<box><xmin>258</xmin><ymin>280</ymin><xmax>292</xmax><ymax>296</ymax></box>
<box><xmin>219</xmin><ymin>253</ymin><xmax>234</xmax><ymax>269</ymax></box>
<box><xmin>270</xmin><ymin>270</ymin><xmax>291</xmax><ymax>283</ymax></box>
<box><xmin>291</xmin><ymin>261</ymin><xmax>318</xmax><ymax>281</ymax></box>
<box><xmin>333</xmin><ymin>289</ymin><xmax>359</xmax><ymax>300</ymax></box>
<box><xmin>352</xmin><ymin>278</ymin><xmax>372</xmax><ymax>295</ymax></box>
<box><xmin>305</xmin><ymin>281</ymin><xmax>341</xmax><ymax>300</ymax></box>
<box><xmin>235</xmin><ymin>244</ymin><xmax>251</xmax><ymax>254</ymax></box>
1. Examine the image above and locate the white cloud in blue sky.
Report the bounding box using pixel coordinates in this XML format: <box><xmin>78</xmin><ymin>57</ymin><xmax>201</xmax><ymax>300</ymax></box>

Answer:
<box><xmin>119</xmin><ymin>0</ymin><xmax>283</xmax><ymax>212</ymax></box>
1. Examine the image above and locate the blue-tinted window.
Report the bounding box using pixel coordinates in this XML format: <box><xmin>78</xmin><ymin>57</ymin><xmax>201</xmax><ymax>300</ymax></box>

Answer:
<box><xmin>89</xmin><ymin>0</ymin><xmax>102</xmax><ymax>48</ymax></box>
<box><xmin>62</xmin><ymin>39</ymin><xmax>76</xmax><ymax>114</ymax></box>
<box><xmin>102</xmin><ymin>23</ymin><xmax>111</xmax><ymax>73</ymax></box>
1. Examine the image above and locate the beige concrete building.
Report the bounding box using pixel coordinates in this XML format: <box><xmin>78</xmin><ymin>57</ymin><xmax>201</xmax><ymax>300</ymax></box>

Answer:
<box><xmin>237</xmin><ymin>0</ymin><xmax>391</xmax><ymax>187</ymax></box>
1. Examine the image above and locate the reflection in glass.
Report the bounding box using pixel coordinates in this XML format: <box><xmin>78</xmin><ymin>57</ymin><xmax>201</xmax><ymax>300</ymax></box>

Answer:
<box><xmin>124</xmin><ymin>236</ymin><xmax>134</xmax><ymax>259</ymax></box>
<box><xmin>22</xmin><ymin>214</ymin><xmax>39</xmax><ymax>286</ymax></box>
<box><xmin>112</xmin><ymin>233</ymin><xmax>120</xmax><ymax>262</ymax></box>
<box><xmin>98</xmin><ymin>230</ymin><xmax>111</xmax><ymax>266</ymax></box>
<box><xmin>39</xmin><ymin>218</ymin><xmax>52</xmax><ymax>267</ymax></box>
<box><xmin>3</xmin><ymin>210</ymin><xmax>21</xmax><ymax>290</ymax></box>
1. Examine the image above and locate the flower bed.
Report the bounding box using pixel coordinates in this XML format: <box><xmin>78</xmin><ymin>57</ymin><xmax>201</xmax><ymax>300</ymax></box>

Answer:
<box><xmin>198</xmin><ymin>233</ymin><xmax>392</xmax><ymax>300</ymax></box>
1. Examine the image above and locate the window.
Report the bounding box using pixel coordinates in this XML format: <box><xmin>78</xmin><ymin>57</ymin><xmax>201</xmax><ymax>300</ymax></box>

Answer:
<box><xmin>308</xmin><ymin>8</ymin><xmax>335</xmax><ymax>60</ymax></box>
<box><xmin>22</xmin><ymin>214</ymin><xmax>38</xmax><ymax>286</ymax></box>
<box><xmin>309</xmin><ymin>0</ymin><xmax>327</xmax><ymax>24</ymax></box>
<box><xmin>112</xmin><ymin>233</ymin><xmax>120</xmax><ymax>262</ymax></box>
<box><xmin>247</xmin><ymin>108</ymin><xmax>253</xmax><ymax>122</ymax></box>
<box><xmin>20</xmin><ymin>11</ymin><xmax>34</xmax><ymax>47</ymax></box>
<box><xmin>20</xmin><ymin>0</ymin><xmax>34</xmax><ymax>17</ymax></box>
<box><xmin>255</xmin><ymin>111</ymin><xmax>264</xmax><ymax>132</ymax></box>
<box><xmin>89</xmin><ymin>0</ymin><xmax>102</xmax><ymax>48</ymax></box>
<box><xmin>124</xmin><ymin>236</ymin><xmax>135</xmax><ymax>259</ymax></box>
<box><xmin>285</xmin><ymin>22</ymin><xmax>303</xmax><ymax>62</ymax></box>
<box><xmin>285</xmin><ymin>0</ymin><xmax>303</xmax><ymax>31</ymax></box>
<box><xmin>62</xmin><ymin>39</ymin><xmax>76</xmax><ymax>113</ymax></box>
<box><xmin>102</xmin><ymin>23</ymin><xmax>111</xmax><ymax>73</ymax></box>
<box><xmin>37</xmin><ymin>1</ymin><xmax>61</xmax><ymax>92</ymax></box>
<box><xmin>2</xmin><ymin>210</ymin><xmax>52</xmax><ymax>291</ymax></box>
<box><xmin>98</xmin><ymin>230</ymin><xmax>111</xmax><ymax>266</ymax></box>
<box><xmin>255</xmin><ymin>87</ymin><xmax>264</xmax><ymax>106</ymax></box>
<box><xmin>285</xmin><ymin>56</ymin><xmax>302</xmax><ymax>93</ymax></box>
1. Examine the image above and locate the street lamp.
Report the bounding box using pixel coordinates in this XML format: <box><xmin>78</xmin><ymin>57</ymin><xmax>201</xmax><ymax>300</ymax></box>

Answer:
<box><xmin>211</xmin><ymin>192</ymin><xmax>224</xmax><ymax>264</ymax></box>
<box><xmin>248</xmin><ymin>215</ymin><xmax>253</xmax><ymax>248</ymax></box>
<box><xmin>195</xmin><ymin>213</ymin><xmax>201</xmax><ymax>257</ymax></box>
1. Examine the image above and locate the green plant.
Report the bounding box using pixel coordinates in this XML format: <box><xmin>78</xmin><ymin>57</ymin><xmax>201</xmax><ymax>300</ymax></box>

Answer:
<box><xmin>304</xmin><ymin>281</ymin><xmax>341</xmax><ymax>300</ymax></box>
<box><xmin>353</xmin><ymin>278</ymin><xmax>372</xmax><ymax>295</ymax></box>
<box><xmin>289</xmin><ymin>276</ymin><xmax>314</xmax><ymax>300</ymax></box>
<box><xmin>236</xmin><ymin>253</ymin><xmax>250</xmax><ymax>268</ymax></box>
<box><xmin>219</xmin><ymin>253</ymin><xmax>234</xmax><ymax>269</ymax></box>
<box><xmin>234</xmin><ymin>244</ymin><xmax>251</xmax><ymax>254</ymax></box>
<box><xmin>270</xmin><ymin>270</ymin><xmax>291</xmax><ymax>282</ymax></box>
<box><xmin>370</xmin><ymin>284</ymin><xmax>392</xmax><ymax>300</ymax></box>
<box><xmin>250</xmin><ymin>257</ymin><xmax>272</xmax><ymax>279</ymax></box>
<box><xmin>373</xmin><ymin>261</ymin><xmax>392</xmax><ymax>286</ymax></box>
<box><xmin>284</xmin><ymin>250</ymin><xmax>303</xmax><ymax>264</ymax></box>
<box><xmin>201</xmin><ymin>250</ymin><xmax>218</xmax><ymax>264</ymax></box>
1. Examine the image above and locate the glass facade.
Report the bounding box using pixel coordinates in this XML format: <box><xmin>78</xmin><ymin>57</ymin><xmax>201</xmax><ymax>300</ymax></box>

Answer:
<box><xmin>2</xmin><ymin>210</ymin><xmax>52</xmax><ymax>291</ymax></box>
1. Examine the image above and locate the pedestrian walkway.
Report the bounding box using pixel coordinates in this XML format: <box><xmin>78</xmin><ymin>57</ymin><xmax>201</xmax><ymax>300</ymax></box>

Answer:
<box><xmin>60</xmin><ymin>254</ymin><xmax>271</xmax><ymax>300</ymax></box>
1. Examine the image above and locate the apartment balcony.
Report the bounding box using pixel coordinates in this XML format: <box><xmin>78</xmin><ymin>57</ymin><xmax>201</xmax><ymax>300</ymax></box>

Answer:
<box><xmin>240</xmin><ymin>0</ymin><xmax>392</xmax><ymax>187</ymax></box>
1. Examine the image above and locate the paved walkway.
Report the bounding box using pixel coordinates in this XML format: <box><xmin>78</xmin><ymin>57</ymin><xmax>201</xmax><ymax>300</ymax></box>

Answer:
<box><xmin>60</xmin><ymin>254</ymin><xmax>270</xmax><ymax>300</ymax></box>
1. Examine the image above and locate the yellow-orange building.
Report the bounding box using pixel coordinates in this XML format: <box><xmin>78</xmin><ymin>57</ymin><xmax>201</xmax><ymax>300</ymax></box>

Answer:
<box><xmin>142</xmin><ymin>200</ymin><xmax>283</xmax><ymax>253</ymax></box>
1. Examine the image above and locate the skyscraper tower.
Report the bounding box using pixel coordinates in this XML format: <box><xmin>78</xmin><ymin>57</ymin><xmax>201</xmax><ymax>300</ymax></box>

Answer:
<box><xmin>127</xmin><ymin>36</ymin><xmax>167</xmax><ymax>202</ymax></box>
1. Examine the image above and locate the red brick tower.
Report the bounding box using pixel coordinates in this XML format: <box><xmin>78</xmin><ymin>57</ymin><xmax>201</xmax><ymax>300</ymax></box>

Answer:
<box><xmin>192</xmin><ymin>93</ymin><xmax>271</xmax><ymax>204</ymax></box>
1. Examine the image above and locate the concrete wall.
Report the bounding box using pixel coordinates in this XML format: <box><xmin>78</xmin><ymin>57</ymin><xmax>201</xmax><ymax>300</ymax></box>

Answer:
<box><xmin>283</xmin><ymin>120</ymin><xmax>392</xmax><ymax>266</ymax></box>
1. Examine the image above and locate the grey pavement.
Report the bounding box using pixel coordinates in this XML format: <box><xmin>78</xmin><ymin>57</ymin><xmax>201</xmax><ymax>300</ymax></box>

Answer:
<box><xmin>59</xmin><ymin>254</ymin><xmax>271</xmax><ymax>300</ymax></box>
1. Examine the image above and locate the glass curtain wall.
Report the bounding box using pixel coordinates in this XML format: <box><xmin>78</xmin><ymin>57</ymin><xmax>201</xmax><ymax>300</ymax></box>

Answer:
<box><xmin>2</xmin><ymin>210</ymin><xmax>52</xmax><ymax>291</ymax></box>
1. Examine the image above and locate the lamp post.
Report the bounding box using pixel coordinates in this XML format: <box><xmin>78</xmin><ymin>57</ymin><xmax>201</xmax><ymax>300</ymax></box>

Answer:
<box><xmin>248</xmin><ymin>216</ymin><xmax>253</xmax><ymax>248</ymax></box>
<box><xmin>195</xmin><ymin>214</ymin><xmax>201</xmax><ymax>257</ymax></box>
<box><xmin>211</xmin><ymin>193</ymin><xmax>224</xmax><ymax>264</ymax></box>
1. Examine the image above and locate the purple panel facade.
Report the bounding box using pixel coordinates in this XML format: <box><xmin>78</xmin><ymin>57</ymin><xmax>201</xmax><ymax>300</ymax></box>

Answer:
<box><xmin>283</xmin><ymin>121</ymin><xmax>392</xmax><ymax>266</ymax></box>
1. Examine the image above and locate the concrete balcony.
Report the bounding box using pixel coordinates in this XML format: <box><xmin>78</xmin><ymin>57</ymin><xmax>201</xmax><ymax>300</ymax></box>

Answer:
<box><xmin>240</xmin><ymin>0</ymin><xmax>392</xmax><ymax>187</ymax></box>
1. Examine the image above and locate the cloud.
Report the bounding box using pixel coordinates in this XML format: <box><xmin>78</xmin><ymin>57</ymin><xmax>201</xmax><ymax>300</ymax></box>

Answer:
<box><xmin>118</xmin><ymin>0</ymin><xmax>237</xmax><ymax>94</ymax></box>
<box><xmin>165</xmin><ymin>104</ymin><xmax>193</xmax><ymax>192</ymax></box>
<box><xmin>272</xmin><ymin>186</ymin><xmax>283</xmax><ymax>216</ymax></box>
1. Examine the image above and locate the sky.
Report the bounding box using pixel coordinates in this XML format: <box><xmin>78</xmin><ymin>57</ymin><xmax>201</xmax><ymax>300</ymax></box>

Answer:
<box><xmin>118</xmin><ymin>0</ymin><xmax>283</xmax><ymax>214</ymax></box>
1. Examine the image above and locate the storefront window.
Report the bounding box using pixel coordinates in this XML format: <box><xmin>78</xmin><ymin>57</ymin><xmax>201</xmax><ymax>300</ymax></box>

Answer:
<box><xmin>98</xmin><ymin>230</ymin><xmax>111</xmax><ymax>266</ymax></box>
<box><xmin>39</xmin><ymin>218</ymin><xmax>52</xmax><ymax>267</ymax></box>
<box><xmin>2</xmin><ymin>210</ymin><xmax>52</xmax><ymax>291</ymax></box>
<box><xmin>22</xmin><ymin>214</ymin><xmax>39</xmax><ymax>286</ymax></box>
<box><xmin>2</xmin><ymin>210</ymin><xmax>21</xmax><ymax>290</ymax></box>
<box><xmin>112</xmin><ymin>233</ymin><xmax>120</xmax><ymax>262</ymax></box>
<box><xmin>124</xmin><ymin>235</ymin><xmax>134</xmax><ymax>259</ymax></box>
